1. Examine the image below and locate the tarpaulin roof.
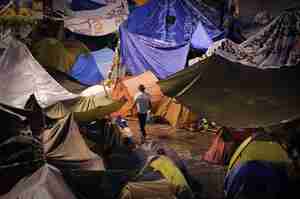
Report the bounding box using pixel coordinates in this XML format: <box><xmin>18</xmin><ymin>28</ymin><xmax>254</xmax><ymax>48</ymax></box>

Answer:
<box><xmin>64</xmin><ymin>0</ymin><xmax>129</xmax><ymax>36</ymax></box>
<box><xmin>1</xmin><ymin>164</ymin><xmax>78</xmax><ymax>199</ymax></box>
<box><xmin>119</xmin><ymin>0</ymin><xmax>223</xmax><ymax>79</ymax></box>
<box><xmin>0</xmin><ymin>40</ymin><xmax>78</xmax><ymax>109</ymax></box>
<box><xmin>159</xmin><ymin>54</ymin><xmax>300</xmax><ymax>128</ymax></box>
<box><xmin>69</xmin><ymin>48</ymin><xmax>114</xmax><ymax>85</ymax></box>
<box><xmin>207</xmin><ymin>8</ymin><xmax>300</xmax><ymax>68</ymax></box>
<box><xmin>43</xmin><ymin>114</ymin><xmax>105</xmax><ymax>171</ymax></box>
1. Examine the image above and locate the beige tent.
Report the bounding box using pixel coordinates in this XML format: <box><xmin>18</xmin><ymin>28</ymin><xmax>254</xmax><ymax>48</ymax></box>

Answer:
<box><xmin>112</xmin><ymin>71</ymin><xmax>163</xmax><ymax>117</ymax></box>
<box><xmin>155</xmin><ymin>97</ymin><xmax>198</xmax><ymax>128</ymax></box>
<box><xmin>43</xmin><ymin>114</ymin><xmax>105</xmax><ymax>171</ymax></box>
<box><xmin>1</xmin><ymin>164</ymin><xmax>78</xmax><ymax>199</ymax></box>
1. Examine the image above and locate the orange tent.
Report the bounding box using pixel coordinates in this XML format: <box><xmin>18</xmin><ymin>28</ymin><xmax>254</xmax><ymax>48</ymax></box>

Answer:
<box><xmin>112</xmin><ymin>71</ymin><xmax>163</xmax><ymax>117</ymax></box>
<box><xmin>155</xmin><ymin>97</ymin><xmax>198</xmax><ymax>128</ymax></box>
<box><xmin>132</xmin><ymin>0</ymin><xmax>149</xmax><ymax>6</ymax></box>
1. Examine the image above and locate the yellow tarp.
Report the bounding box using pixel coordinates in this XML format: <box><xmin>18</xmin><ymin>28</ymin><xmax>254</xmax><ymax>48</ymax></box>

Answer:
<box><xmin>228</xmin><ymin>135</ymin><xmax>291</xmax><ymax>173</ymax></box>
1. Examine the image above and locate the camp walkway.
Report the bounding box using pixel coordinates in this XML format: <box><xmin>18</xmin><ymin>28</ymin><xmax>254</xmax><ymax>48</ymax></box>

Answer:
<box><xmin>127</xmin><ymin>118</ymin><xmax>226</xmax><ymax>199</ymax></box>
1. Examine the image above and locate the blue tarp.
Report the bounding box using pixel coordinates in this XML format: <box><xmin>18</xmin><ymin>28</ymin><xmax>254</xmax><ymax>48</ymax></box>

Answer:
<box><xmin>69</xmin><ymin>48</ymin><xmax>114</xmax><ymax>85</ymax></box>
<box><xmin>120</xmin><ymin>0</ymin><xmax>223</xmax><ymax>79</ymax></box>
<box><xmin>224</xmin><ymin>161</ymin><xmax>289</xmax><ymax>199</ymax></box>
<box><xmin>71</xmin><ymin>0</ymin><xmax>105</xmax><ymax>11</ymax></box>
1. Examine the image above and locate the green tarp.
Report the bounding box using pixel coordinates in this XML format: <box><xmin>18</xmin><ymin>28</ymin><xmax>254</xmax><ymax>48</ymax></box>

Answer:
<box><xmin>159</xmin><ymin>55</ymin><xmax>300</xmax><ymax>128</ymax></box>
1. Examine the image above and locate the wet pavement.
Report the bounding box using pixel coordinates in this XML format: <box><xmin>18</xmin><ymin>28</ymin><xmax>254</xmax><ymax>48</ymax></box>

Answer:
<box><xmin>127</xmin><ymin>118</ymin><xmax>226</xmax><ymax>199</ymax></box>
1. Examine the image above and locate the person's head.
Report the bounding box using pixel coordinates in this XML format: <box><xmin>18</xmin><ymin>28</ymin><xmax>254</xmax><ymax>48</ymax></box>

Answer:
<box><xmin>138</xmin><ymin>84</ymin><xmax>146</xmax><ymax>92</ymax></box>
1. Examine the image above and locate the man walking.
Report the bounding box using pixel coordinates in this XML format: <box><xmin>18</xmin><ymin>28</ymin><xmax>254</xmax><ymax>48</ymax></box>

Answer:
<box><xmin>133</xmin><ymin>84</ymin><xmax>152</xmax><ymax>143</ymax></box>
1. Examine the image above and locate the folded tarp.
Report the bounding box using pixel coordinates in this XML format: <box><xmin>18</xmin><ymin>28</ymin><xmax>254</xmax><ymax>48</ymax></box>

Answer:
<box><xmin>1</xmin><ymin>164</ymin><xmax>78</xmax><ymax>199</ymax></box>
<box><xmin>43</xmin><ymin>114</ymin><xmax>105</xmax><ymax>171</ymax></box>
<box><xmin>64</xmin><ymin>0</ymin><xmax>129</xmax><ymax>36</ymax></box>
<box><xmin>207</xmin><ymin>8</ymin><xmax>300</xmax><ymax>68</ymax></box>
<box><xmin>69</xmin><ymin>48</ymin><xmax>114</xmax><ymax>85</ymax></box>
<box><xmin>119</xmin><ymin>0</ymin><xmax>223</xmax><ymax>79</ymax></box>
<box><xmin>159</xmin><ymin>54</ymin><xmax>300</xmax><ymax>128</ymax></box>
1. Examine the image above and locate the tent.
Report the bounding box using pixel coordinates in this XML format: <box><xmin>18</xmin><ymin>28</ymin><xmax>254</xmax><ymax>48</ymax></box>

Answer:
<box><xmin>0</xmin><ymin>39</ymin><xmax>77</xmax><ymax>109</ymax></box>
<box><xmin>0</xmin><ymin>39</ymin><xmax>123</xmax><ymax>122</ymax></box>
<box><xmin>159</xmin><ymin>52</ymin><xmax>300</xmax><ymax>128</ymax></box>
<box><xmin>155</xmin><ymin>97</ymin><xmax>198</xmax><ymax>128</ymax></box>
<box><xmin>112</xmin><ymin>71</ymin><xmax>163</xmax><ymax>117</ymax></box>
<box><xmin>43</xmin><ymin>114</ymin><xmax>105</xmax><ymax>171</ymax></box>
<box><xmin>227</xmin><ymin>134</ymin><xmax>291</xmax><ymax>172</ymax></box>
<box><xmin>69</xmin><ymin>48</ymin><xmax>115</xmax><ymax>85</ymax></box>
<box><xmin>32</xmin><ymin>38</ymin><xmax>90</xmax><ymax>73</ymax></box>
<box><xmin>207</xmin><ymin>8</ymin><xmax>300</xmax><ymax>68</ymax></box>
<box><xmin>203</xmin><ymin>127</ymin><xmax>254</xmax><ymax>165</ymax></box>
<box><xmin>119</xmin><ymin>0</ymin><xmax>223</xmax><ymax>79</ymax></box>
<box><xmin>1</xmin><ymin>164</ymin><xmax>78</xmax><ymax>199</ymax></box>
<box><xmin>64</xmin><ymin>0</ymin><xmax>129</xmax><ymax>36</ymax></box>
<box><xmin>224</xmin><ymin>160</ymin><xmax>289</xmax><ymax>199</ymax></box>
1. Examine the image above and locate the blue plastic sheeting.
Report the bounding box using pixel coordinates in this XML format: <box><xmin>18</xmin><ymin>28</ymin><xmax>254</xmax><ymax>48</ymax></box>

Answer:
<box><xmin>69</xmin><ymin>48</ymin><xmax>114</xmax><ymax>85</ymax></box>
<box><xmin>224</xmin><ymin>161</ymin><xmax>289</xmax><ymax>199</ymax></box>
<box><xmin>120</xmin><ymin>26</ymin><xmax>190</xmax><ymax>79</ymax></box>
<box><xmin>71</xmin><ymin>0</ymin><xmax>105</xmax><ymax>11</ymax></box>
<box><xmin>92</xmin><ymin>48</ymin><xmax>115</xmax><ymax>79</ymax></box>
<box><xmin>119</xmin><ymin>0</ymin><xmax>223</xmax><ymax>79</ymax></box>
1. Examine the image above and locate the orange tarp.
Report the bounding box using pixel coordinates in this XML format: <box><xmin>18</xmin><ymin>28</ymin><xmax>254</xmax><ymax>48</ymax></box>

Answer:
<box><xmin>112</xmin><ymin>71</ymin><xmax>163</xmax><ymax>117</ymax></box>
<box><xmin>132</xmin><ymin>0</ymin><xmax>149</xmax><ymax>6</ymax></box>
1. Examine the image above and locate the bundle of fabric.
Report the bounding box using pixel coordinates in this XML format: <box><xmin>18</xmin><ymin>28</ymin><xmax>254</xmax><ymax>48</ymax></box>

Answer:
<box><xmin>64</xmin><ymin>0</ymin><xmax>129</xmax><ymax>36</ymax></box>
<box><xmin>120</xmin><ymin>0</ymin><xmax>223</xmax><ymax>79</ymax></box>
<box><xmin>155</xmin><ymin>97</ymin><xmax>198</xmax><ymax>129</ymax></box>
<box><xmin>112</xmin><ymin>71</ymin><xmax>163</xmax><ymax>117</ymax></box>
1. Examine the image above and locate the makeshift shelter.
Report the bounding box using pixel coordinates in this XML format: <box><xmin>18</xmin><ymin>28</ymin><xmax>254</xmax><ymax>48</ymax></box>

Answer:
<box><xmin>43</xmin><ymin>114</ymin><xmax>105</xmax><ymax>171</ymax></box>
<box><xmin>69</xmin><ymin>48</ymin><xmax>115</xmax><ymax>85</ymax></box>
<box><xmin>119</xmin><ymin>0</ymin><xmax>223</xmax><ymax>79</ymax></box>
<box><xmin>224</xmin><ymin>160</ymin><xmax>290</xmax><ymax>199</ymax></box>
<box><xmin>227</xmin><ymin>134</ymin><xmax>291</xmax><ymax>172</ymax></box>
<box><xmin>1</xmin><ymin>164</ymin><xmax>78</xmax><ymax>199</ymax></box>
<box><xmin>203</xmin><ymin>127</ymin><xmax>253</xmax><ymax>165</ymax></box>
<box><xmin>64</xmin><ymin>0</ymin><xmax>129</xmax><ymax>36</ymax></box>
<box><xmin>159</xmin><ymin>52</ymin><xmax>300</xmax><ymax>128</ymax></box>
<box><xmin>112</xmin><ymin>71</ymin><xmax>163</xmax><ymax>117</ymax></box>
<box><xmin>207</xmin><ymin>8</ymin><xmax>300</xmax><ymax>68</ymax></box>
<box><xmin>155</xmin><ymin>97</ymin><xmax>198</xmax><ymax>128</ymax></box>
<box><xmin>32</xmin><ymin>38</ymin><xmax>90</xmax><ymax>73</ymax></box>
<box><xmin>0</xmin><ymin>39</ymin><xmax>77</xmax><ymax>109</ymax></box>
<box><xmin>0</xmin><ymin>39</ymin><xmax>123</xmax><ymax>122</ymax></box>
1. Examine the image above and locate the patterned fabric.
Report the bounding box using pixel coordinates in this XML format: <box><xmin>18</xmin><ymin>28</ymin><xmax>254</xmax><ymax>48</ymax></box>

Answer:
<box><xmin>207</xmin><ymin>8</ymin><xmax>300</xmax><ymax>68</ymax></box>
<box><xmin>64</xmin><ymin>0</ymin><xmax>129</xmax><ymax>36</ymax></box>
